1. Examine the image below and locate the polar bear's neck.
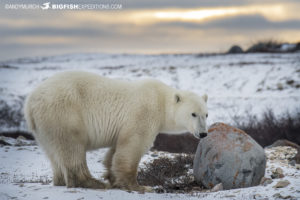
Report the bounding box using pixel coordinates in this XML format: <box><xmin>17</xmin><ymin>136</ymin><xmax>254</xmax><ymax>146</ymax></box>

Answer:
<box><xmin>159</xmin><ymin>88</ymin><xmax>187</xmax><ymax>135</ymax></box>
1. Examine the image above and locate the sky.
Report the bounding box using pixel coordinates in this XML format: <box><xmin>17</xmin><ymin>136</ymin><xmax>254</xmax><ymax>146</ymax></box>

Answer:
<box><xmin>0</xmin><ymin>0</ymin><xmax>300</xmax><ymax>61</ymax></box>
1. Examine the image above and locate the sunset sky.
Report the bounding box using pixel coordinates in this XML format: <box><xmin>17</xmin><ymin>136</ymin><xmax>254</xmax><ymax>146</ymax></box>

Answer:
<box><xmin>0</xmin><ymin>0</ymin><xmax>300</xmax><ymax>61</ymax></box>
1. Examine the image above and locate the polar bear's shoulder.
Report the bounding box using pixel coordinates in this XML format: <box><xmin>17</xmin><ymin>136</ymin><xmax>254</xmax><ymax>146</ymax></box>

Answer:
<box><xmin>48</xmin><ymin>71</ymin><xmax>106</xmax><ymax>81</ymax></box>
<box><xmin>136</xmin><ymin>78</ymin><xmax>169</xmax><ymax>89</ymax></box>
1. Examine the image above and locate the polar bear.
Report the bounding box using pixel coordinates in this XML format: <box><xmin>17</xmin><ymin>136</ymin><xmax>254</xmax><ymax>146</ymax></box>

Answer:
<box><xmin>24</xmin><ymin>71</ymin><xmax>208</xmax><ymax>192</ymax></box>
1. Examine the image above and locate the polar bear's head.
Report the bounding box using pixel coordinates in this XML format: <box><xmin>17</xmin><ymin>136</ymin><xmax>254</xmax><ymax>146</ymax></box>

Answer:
<box><xmin>171</xmin><ymin>92</ymin><xmax>208</xmax><ymax>139</ymax></box>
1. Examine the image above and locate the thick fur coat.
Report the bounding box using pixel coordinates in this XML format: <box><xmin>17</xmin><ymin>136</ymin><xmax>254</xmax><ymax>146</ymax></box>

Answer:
<box><xmin>24</xmin><ymin>71</ymin><xmax>208</xmax><ymax>192</ymax></box>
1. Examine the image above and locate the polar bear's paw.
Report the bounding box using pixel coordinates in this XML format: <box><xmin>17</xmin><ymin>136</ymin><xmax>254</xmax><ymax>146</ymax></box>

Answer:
<box><xmin>113</xmin><ymin>181</ymin><xmax>153</xmax><ymax>193</ymax></box>
<box><xmin>67</xmin><ymin>177</ymin><xmax>107</xmax><ymax>189</ymax></box>
<box><xmin>103</xmin><ymin>171</ymin><xmax>116</xmax><ymax>185</ymax></box>
<box><xmin>138</xmin><ymin>185</ymin><xmax>153</xmax><ymax>193</ymax></box>
<box><xmin>53</xmin><ymin>174</ymin><xmax>66</xmax><ymax>186</ymax></box>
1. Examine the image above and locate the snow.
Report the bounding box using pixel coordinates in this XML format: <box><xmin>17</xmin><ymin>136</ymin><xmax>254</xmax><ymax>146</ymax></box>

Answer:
<box><xmin>0</xmin><ymin>137</ymin><xmax>299</xmax><ymax>200</ymax></box>
<box><xmin>0</xmin><ymin>52</ymin><xmax>300</xmax><ymax>199</ymax></box>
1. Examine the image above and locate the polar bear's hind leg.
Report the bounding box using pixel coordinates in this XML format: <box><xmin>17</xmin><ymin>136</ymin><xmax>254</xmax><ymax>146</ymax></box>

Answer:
<box><xmin>53</xmin><ymin>132</ymin><xmax>106</xmax><ymax>189</ymax></box>
<box><xmin>103</xmin><ymin>146</ymin><xmax>117</xmax><ymax>185</ymax></box>
<box><xmin>50</xmin><ymin>157</ymin><xmax>66</xmax><ymax>186</ymax></box>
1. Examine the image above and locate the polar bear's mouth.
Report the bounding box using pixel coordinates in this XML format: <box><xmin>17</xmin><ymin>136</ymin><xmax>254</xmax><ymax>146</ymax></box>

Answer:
<box><xmin>195</xmin><ymin>132</ymin><xmax>207</xmax><ymax>139</ymax></box>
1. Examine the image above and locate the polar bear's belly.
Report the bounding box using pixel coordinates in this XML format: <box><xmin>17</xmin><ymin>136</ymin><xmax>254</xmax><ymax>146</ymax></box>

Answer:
<box><xmin>84</xmin><ymin>110</ymin><xmax>123</xmax><ymax>150</ymax></box>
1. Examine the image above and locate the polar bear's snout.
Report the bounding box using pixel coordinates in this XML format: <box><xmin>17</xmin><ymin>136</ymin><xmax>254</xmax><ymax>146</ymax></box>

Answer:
<box><xmin>199</xmin><ymin>132</ymin><xmax>207</xmax><ymax>138</ymax></box>
<box><xmin>194</xmin><ymin>132</ymin><xmax>208</xmax><ymax>139</ymax></box>
<box><xmin>199</xmin><ymin>123</ymin><xmax>208</xmax><ymax>138</ymax></box>
<box><xmin>193</xmin><ymin>117</ymin><xmax>208</xmax><ymax>139</ymax></box>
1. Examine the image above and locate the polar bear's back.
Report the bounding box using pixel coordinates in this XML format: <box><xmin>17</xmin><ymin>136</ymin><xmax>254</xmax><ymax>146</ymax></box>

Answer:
<box><xmin>28</xmin><ymin>71</ymin><xmax>133</xmax><ymax>115</ymax></box>
<box><xmin>39</xmin><ymin>71</ymin><xmax>131</xmax><ymax>96</ymax></box>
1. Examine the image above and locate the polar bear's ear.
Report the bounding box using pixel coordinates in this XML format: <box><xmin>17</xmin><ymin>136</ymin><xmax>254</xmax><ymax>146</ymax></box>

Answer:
<box><xmin>175</xmin><ymin>94</ymin><xmax>181</xmax><ymax>103</ymax></box>
<box><xmin>202</xmin><ymin>94</ymin><xmax>208</xmax><ymax>103</ymax></box>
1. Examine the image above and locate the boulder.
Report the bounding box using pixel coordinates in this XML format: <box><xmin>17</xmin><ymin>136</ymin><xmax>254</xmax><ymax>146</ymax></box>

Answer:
<box><xmin>273</xmin><ymin>180</ymin><xmax>290</xmax><ymax>188</ymax></box>
<box><xmin>193</xmin><ymin>123</ymin><xmax>266</xmax><ymax>189</ymax></box>
<box><xmin>227</xmin><ymin>45</ymin><xmax>243</xmax><ymax>54</ymax></box>
<box><xmin>267</xmin><ymin>139</ymin><xmax>300</xmax><ymax>164</ymax></box>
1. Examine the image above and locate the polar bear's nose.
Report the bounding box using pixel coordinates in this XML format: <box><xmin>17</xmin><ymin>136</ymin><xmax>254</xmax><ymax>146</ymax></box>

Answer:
<box><xmin>199</xmin><ymin>132</ymin><xmax>207</xmax><ymax>138</ymax></box>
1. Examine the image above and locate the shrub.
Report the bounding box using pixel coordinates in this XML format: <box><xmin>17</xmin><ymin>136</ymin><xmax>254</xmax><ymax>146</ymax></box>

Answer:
<box><xmin>232</xmin><ymin>108</ymin><xmax>300</xmax><ymax>147</ymax></box>
<box><xmin>246</xmin><ymin>40</ymin><xmax>282</xmax><ymax>53</ymax></box>
<box><xmin>138</xmin><ymin>154</ymin><xmax>203</xmax><ymax>193</ymax></box>
<box><xmin>0</xmin><ymin>99</ymin><xmax>24</xmax><ymax>128</ymax></box>
<box><xmin>152</xmin><ymin>133</ymin><xmax>199</xmax><ymax>154</ymax></box>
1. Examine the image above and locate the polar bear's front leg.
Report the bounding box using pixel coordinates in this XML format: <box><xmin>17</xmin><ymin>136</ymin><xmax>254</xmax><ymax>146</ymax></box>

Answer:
<box><xmin>111</xmin><ymin>130</ymin><xmax>154</xmax><ymax>192</ymax></box>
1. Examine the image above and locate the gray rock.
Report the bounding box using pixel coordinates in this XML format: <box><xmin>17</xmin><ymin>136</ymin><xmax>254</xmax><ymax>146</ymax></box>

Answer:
<box><xmin>273</xmin><ymin>180</ymin><xmax>290</xmax><ymax>188</ymax></box>
<box><xmin>193</xmin><ymin>123</ymin><xmax>266</xmax><ymax>189</ymax></box>
<box><xmin>17</xmin><ymin>135</ymin><xmax>26</xmax><ymax>140</ymax></box>
<box><xmin>273</xmin><ymin>193</ymin><xmax>295</xmax><ymax>199</ymax></box>
<box><xmin>271</xmin><ymin>167</ymin><xmax>284</xmax><ymax>179</ymax></box>
<box><xmin>289</xmin><ymin>160</ymin><xmax>296</xmax><ymax>166</ymax></box>
<box><xmin>227</xmin><ymin>45</ymin><xmax>244</xmax><ymax>54</ymax></box>
<box><xmin>277</xmin><ymin>83</ymin><xmax>284</xmax><ymax>90</ymax></box>
<box><xmin>260</xmin><ymin>177</ymin><xmax>273</xmax><ymax>186</ymax></box>
<box><xmin>0</xmin><ymin>139</ymin><xmax>11</xmax><ymax>146</ymax></box>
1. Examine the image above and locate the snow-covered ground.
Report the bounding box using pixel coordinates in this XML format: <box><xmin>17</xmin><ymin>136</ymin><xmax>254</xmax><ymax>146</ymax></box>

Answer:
<box><xmin>0</xmin><ymin>137</ymin><xmax>299</xmax><ymax>200</ymax></box>
<box><xmin>0</xmin><ymin>52</ymin><xmax>299</xmax><ymax>131</ymax></box>
<box><xmin>0</xmin><ymin>52</ymin><xmax>300</xmax><ymax>199</ymax></box>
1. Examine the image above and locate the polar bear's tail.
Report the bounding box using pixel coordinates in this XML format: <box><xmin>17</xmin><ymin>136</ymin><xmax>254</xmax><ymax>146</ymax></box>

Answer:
<box><xmin>24</xmin><ymin>95</ymin><xmax>36</xmax><ymax>132</ymax></box>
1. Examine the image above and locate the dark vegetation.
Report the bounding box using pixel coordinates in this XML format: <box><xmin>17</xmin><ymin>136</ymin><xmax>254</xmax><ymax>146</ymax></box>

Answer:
<box><xmin>0</xmin><ymin>64</ymin><xmax>19</xmax><ymax>69</ymax></box>
<box><xmin>0</xmin><ymin>99</ymin><xmax>24</xmax><ymax>128</ymax></box>
<box><xmin>0</xmin><ymin>130</ymin><xmax>34</xmax><ymax>140</ymax></box>
<box><xmin>152</xmin><ymin>133</ymin><xmax>199</xmax><ymax>154</ymax></box>
<box><xmin>227</xmin><ymin>40</ymin><xmax>300</xmax><ymax>54</ymax></box>
<box><xmin>137</xmin><ymin>154</ymin><xmax>204</xmax><ymax>193</ymax></box>
<box><xmin>232</xmin><ymin>109</ymin><xmax>300</xmax><ymax>147</ymax></box>
<box><xmin>0</xmin><ymin>139</ymin><xmax>11</xmax><ymax>146</ymax></box>
<box><xmin>233</xmin><ymin>109</ymin><xmax>300</xmax><ymax>164</ymax></box>
<box><xmin>247</xmin><ymin>40</ymin><xmax>283</xmax><ymax>53</ymax></box>
<box><xmin>14</xmin><ymin>176</ymin><xmax>51</xmax><ymax>185</ymax></box>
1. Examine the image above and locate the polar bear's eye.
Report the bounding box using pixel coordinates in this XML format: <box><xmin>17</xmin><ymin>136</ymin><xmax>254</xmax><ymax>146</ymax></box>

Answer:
<box><xmin>206</xmin><ymin>114</ymin><xmax>208</xmax><ymax>118</ymax></box>
<box><xmin>191</xmin><ymin>113</ymin><xmax>197</xmax><ymax>117</ymax></box>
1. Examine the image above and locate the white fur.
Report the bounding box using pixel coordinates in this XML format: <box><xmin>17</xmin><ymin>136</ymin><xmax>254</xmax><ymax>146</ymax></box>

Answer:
<box><xmin>24</xmin><ymin>71</ymin><xmax>208</xmax><ymax>191</ymax></box>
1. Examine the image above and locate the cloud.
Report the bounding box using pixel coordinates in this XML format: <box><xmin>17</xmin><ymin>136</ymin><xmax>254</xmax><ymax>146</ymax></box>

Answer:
<box><xmin>0</xmin><ymin>0</ymin><xmax>300</xmax><ymax>60</ymax></box>
<box><xmin>0</xmin><ymin>25</ymin><xmax>114</xmax><ymax>38</ymax></box>
<box><xmin>153</xmin><ymin>15</ymin><xmax>300</xmax><ymax>31</ymax></box>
